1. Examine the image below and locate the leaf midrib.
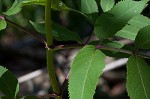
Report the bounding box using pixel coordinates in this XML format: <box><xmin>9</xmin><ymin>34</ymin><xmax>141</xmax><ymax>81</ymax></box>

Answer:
<box><xmin>85</xmin><ymin>0</ymin><xmax>91</xmax><ymax>13</ymax></box>
<box><xmin>136</xmin><ymin>57</ymin><xmax>148</xmax><ymax>99</ymax></box>
<box><xmin>80</xmin><ymin>49</ymin><xmax>96</xmax><ymax>99</ymax></box>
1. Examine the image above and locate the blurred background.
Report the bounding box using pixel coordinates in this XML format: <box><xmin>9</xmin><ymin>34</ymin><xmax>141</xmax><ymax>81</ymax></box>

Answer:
<box><xmin>0</xmin><ymin>0</ymin><xmax>150</xmax><ymax>99</ymax></box>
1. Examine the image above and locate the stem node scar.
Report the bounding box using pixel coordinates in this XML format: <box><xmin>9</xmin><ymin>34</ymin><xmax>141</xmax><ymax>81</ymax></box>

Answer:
<box><xmin>45</xmin><ymin>42</ymin><xmax>51</xmax><ymax>50</ymax></box>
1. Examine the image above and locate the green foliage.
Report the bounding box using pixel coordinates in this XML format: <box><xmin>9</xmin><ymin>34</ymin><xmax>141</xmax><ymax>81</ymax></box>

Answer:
<box><xmin>52</xmin><ymin>22</ymin><xmax>81</xmax><ymax>42</ymax></box>
<box><xmin>69</xmin><ymin>45</ymin><xmax>105</xmax><ymax>99</ymax></box>
<box><xmin>127</xmin><ymin>56</ymin><xmax>150</xmax><ymax>99</ymax></box>
<box><xmin>30</xmin><ymin>21</ymin><xmax>81</xmax><ymax>42</ymax></box>
<box><xmin>94</xmin><ymin>0</ymin><xmax>146</xmax><ymax>39</ymax></box>
<box><xmin>1</xmin><ymin>0</ymin><xmax>150</xmax><ymax>99</ymax></box>
<box><xmin>22</xmin><ymin>0</ymin><xmax>45</xmax><ymax>6</ymax></box>
<box><xmin>30</xmin><ymin>21</ymin><xmax>45</xmax><ymax>34</ymax></box>
<box><xmin>100</xmin><ymin>0</ymin><xmax>115</xmax><ymax>12</ymax></box>
<box><xmin>0</xmin><ymin>20</ymin><xmax>7</xmax><ymax>31</ymax></box>
<box><xmin>23</xmin><ymin>0</ymin><xmax>70</xmax><ymax>11</ymax></box>
<box><xmin>3</xmin><ymin>0</ymin><xmax>22</xmax><ymax>16</ymax></box>
<box><xmin>135</xmin><ymin>25</ymin><xmax>150</xmax><ymax>49</ymax></box>
<box><xmin>0</xmin><ymin>66</ymin><xmax>19</xmax><ymax>97</ymax></box>
<box><xmin>81</xmin><ymin>0</ymin><xmax>98</xmax><ymax>14</ymax></box>
<box><xmin>90</xmin><ymin>40</ymin><xmax>124</xmax><ymax>56</ymax></box>
<box><xmin>3</xmin><ymin>0</ymin><xmax>70</xmax><ymax>16</ymax></box>
<box><xmin>116</xmin><ymin>15</ymin><xmax>150</xmax><ymax>40</ymax></box>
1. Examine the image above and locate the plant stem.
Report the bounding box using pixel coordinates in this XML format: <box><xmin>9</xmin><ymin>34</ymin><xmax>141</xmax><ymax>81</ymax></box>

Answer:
<box><xmin>4</xmin><ymin>17</ymin><xmax>46</xmax><ymax>44</ymax></box>
<box><xmin>60</xmin><ymin>72</ymin><xmax>70</xmax><ymax>95</ymax></box>
<box><xmin>52</xmin><ymin>44</ymin><xmax>150</xmax><ymax>60</ymax></box>
<box><xmin>45</xmin><ymin>0</ymin><xmax>61</xmax><ymax>99</ymax></box>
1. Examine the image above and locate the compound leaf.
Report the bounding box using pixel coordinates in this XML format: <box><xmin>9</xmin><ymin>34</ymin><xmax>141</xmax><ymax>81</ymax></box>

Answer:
<box><xmin>127</xmin><ymin>56</ymin><xmax>150</xmax><ymax>99</ymax></box>
<box><xmin>135</xmin><ymin>25</ymin><xmax>150</xmax><ymax>49</ymax></box>
<box><xmin>81</xmin><ymin>0</ymin><xmax>98</xmax><ymax>14</ymax></box>
<box><xmin>0</xmin><ymin>19</ymin><xmax>7</xmax><ymax>31</ymax></box>
<box><xmin>94</xmin><ymin>0</ymin><xmax>146</xmax><ymax>39</ymax></box>
<box><xmin>116</xmin><ymin>15</ymin><xmax>150</xmax><ymax>40</ymax></box>
<box><xmin>69</xmin><ymin>45</ymin><xmax>105</xmax><ymax>99</ymax></box>
<box><xmin>0</xmin><ymin>66</ymin><xmax>19</xmax><ymax>97</ymax></box>
<box><xmin>100</xmin><ymin>0</ymin><xmax>115</xmax><ymax>12</ymax></box>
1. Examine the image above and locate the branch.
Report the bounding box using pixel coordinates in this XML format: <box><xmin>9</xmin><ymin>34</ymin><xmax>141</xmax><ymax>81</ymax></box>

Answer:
<box><xmin>52</xmin><ymin>44</ymin><xmax>150</xmax><ymax>59</ymax></box>
<box><xmin>84</xmin><ymin>32</ymin><xmax>94</xmax><ymax>45</ymax></box>
<box><xmin>52</xmin><ymin>44</ymin><xmax>84</xmax><ymax>50</ymax></box>
<box><xmin>4</xmin><ymin>16</ymin><xmax>46</xmax><ymax>44</ymax></box>
<box><xmin>96</xmin><ymin>0</ymin><xmax>103</xmax><ymax>16</ymax></box>
<box><xmin>60</xmin><ymin>72</ymin><xmax>70</xmax><ymax>95</ymax></box>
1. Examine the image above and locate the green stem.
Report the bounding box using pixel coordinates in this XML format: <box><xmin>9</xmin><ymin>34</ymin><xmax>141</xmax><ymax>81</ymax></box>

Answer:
<box><xmin>45</xmin><ymin>0</ymin><xmax>61</xmax><ymax>99</ymax></box>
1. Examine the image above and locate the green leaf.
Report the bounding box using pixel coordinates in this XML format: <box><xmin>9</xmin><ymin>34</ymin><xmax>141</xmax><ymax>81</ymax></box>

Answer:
<box><xmin>81</xmin><ymin>0</ymin><xmax>98</xmax><ymax>14</ymax></box>
<box><xmin>116</xmin><ymin>15</ymin><xmax>150</xmax><ymax>40</ymax></box>
<box><xmin>69</xmin><ymin>45</ymin><xmax>105</xmax><ymax>99</ymax></box>
<box><xmin>4</xmin><ymin>0</ymin><xmax>92</xmax><ymax>24</ymax></box>
<box><xmin>30</xmin><ymin>21</ymin><xmax>81</xmax><ymax>42</ymax></box>
<box><xmin>22</xmin><ymin>0</ymin><xmax>70</xmax><ymax>11</ymax></box>
<box><xmin>127</xmin><ymin>55</ymin><xmax>150</xmax><ymax>99</ymax></box>
<box><xmin>0</xmin><ymin>66</ymin><xmax>19</xmax><ymax>97</ymax></box>
<box><xmin>3</xmin><ymin>0</ymin><xmax>22</xmax><ymax>16</ymax></box>
<box><xmin>0</xmin><ymin>20</ymin><xmax>7</xmax><ymax>31</ymax></box>
<box><xmin>135</xmin><ymin>25</ymin><xmax>150</xmax><ymax>49</ymax></box>
<box><xmin>22</xmin><ymin>0</ymin><xmax>45</xmax><ymax>6</ymax></box>
<box><xmin>100</xmin><ymin>0</ymin><xmax>115</xmax><ymax>12</ymax></box>
<box><xmin>30</xmin><ymin>21</ymin><xmax>45</xmax><ymax>34</ymax></box>
<box><xmin>52</xmin><ymin>23</ymin><xmax>81</xmax><ymax>42</ymax></box>
<box><xmin>4</xmin><ymin>0</ymin><xmax>70</xmax><ymax>16</ymax></box>
<box><xmin>94</xmin><ymin>0</ymin><xmax>146</xmax><ymax>39</ymax></box>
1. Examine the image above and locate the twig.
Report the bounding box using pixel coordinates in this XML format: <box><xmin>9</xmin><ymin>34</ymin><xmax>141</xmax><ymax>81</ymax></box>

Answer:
<box><xmin>52</xmin><ymin>44</ymin><xmax>150</xmax><ymax>59</ymax></box>
<box><xmin>96</xmin><ymin>45</ymin><xmax>133</xmax><ymax>55</ymax></box>
<box><xmin>84</xmin><ymin>32</ymin><xmax>94</xmax><ymax>45</ymax></box>
<box><xmin>53</xmin><ymin>44</ymin><xmax>84</xmax><ymax>50</ymax></box>
<box><xmin>4</xmin><ymin>17</ymin><xmax>46</xmax><ymax>45</ymax></box>
<box><xmin>60</xmin><ymin>72</ymin><xmax>70</xmax><ymax>95</ymax></box>
<box><xmin>96</xmin><ymin>0</ymin><xmax>103</xmax><ymax>16</ymax></box>
<box><xmin>37</xmin><ymin>93</ymin><xmax>58</xmax><ymax>99</ymax></box>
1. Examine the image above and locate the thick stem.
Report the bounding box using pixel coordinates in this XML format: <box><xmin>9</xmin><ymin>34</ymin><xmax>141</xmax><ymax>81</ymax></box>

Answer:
<box><xmin>45</xmin><ymin>0</ymin><xmax>61</xmax><ymax>99</ymax></box>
